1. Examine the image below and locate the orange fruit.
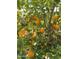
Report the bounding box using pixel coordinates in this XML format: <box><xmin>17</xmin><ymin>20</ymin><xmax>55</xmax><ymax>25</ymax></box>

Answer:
<box><xmin>27</xmin><ymin>50</ymin><xmax>34</xmax><ymax>58</ymax></box>
<box><xmin>32</xmin><ymin>16</ymin><xmax>41</xmax><ymax>25</ymax></box>
<box><xmin>52</xmin><ymin>15</ymin><xmax>60</xmax><ymax>20</ymax></box>
<box><xmin>32</xmin><ymin>32</ymin><xmax>36</xmax><ymax>38</ymax></box>
<box><xmin>36</xmin><ymin>19</ymin><xmax>40</xmax><ymax>25</ymax></box>
<box><xmin>39</xmin><ymin>28</ymin><xmax>44</xmax><ymax>33</ymax></box>
<box><xmin>18</xmin><ymin>28</ymin><xmax>28</xmax><ymax>38</ymax></box>
<box><xmin>32</xmin><ymin>16</ymin><xmax>38</xmax><ymax>20</ymax></box>
<box><xmin>52</xmin><ymin>24</ymin><xmax>60</xmax><ymax>30</ymax></box>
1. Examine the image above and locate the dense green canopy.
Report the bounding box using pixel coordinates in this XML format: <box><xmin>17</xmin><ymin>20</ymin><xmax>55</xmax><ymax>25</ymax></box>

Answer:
<box><xmin>17</xmin><ymin>0</ymin><xmax>61</xmax><ymax>59</ymax></box>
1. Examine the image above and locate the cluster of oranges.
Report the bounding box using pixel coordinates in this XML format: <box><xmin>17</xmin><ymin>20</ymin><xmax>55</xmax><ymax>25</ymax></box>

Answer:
<box><xmin>18</xmin><ymin>28</ymin><xmax>45</xmax><ymax>38</ymax></box>
<box><xmin>18</xmin><ymin>28</ymin><xmax>28</xmax><ymax>38</ymax></box>
<box><xmin>31</xmin><ymin>27</ymin><xmax>45</xmax><ymax>39</ymax></box>
<box><xmin>52</xmin><ymin>15</ymin><xmax>60</xmax><ymax>30</ymax></box>
<box><xmin>18</xmin><ymin>15</ymin><xmax>60</xmax><ymax>58</ymax></box>
<box><xmin>32</xmin><ymin>16</ymin><xmax>45</xmax><ymax>33</ymax></box>
<box><xmin>18</xmin><ymin>15</ymin><xmax>60</xmax><ymax>38</ymax></box>
<box><xmin>32</xmin><ymin>16</ymin><xmax>41</xmax><ymax>25</ymax></box>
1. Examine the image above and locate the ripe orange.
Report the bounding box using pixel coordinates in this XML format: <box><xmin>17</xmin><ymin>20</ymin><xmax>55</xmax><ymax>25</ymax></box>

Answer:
<box><xmin>32</xmin><ymin>16</ymin><xmax>38</xmax><ymax>20</ymax></box>
<box><xmin>39</xmin><ymin>28</ymin><xmax>44</xmax><ymax>33</ymax></box>
<box><xmin>36</xmin><ymin>19</ymin><xmax>40</xmax><ymax>25</ymax></box>
<box><xmin>52</xmin><ymin>24</ymin><xmax>60</xmax><ymax>30</ymax></box>
<box><xmin>52</xmin><ymin>15</ymin><xmax>60</xmax><ymax>20</ymax></box>
<box><xmin>18</xmin><ymin>28</ymin><xmax>28</xmax><ymax>38</ymax></box>
<box><xmin>27</xmin><ymin>50</ymin><xmax>34</xmax><ymax>58</ymax></box>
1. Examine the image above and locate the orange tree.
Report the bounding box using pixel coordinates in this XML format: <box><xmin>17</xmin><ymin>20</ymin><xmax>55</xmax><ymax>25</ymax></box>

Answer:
<box><xmin>17</xmin><ymin>0</ymin><xmax>61</xmax><ymax>59</ymax></box>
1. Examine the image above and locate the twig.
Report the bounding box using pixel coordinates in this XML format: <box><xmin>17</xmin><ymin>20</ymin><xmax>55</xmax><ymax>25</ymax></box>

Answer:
<box><xmin>49</xmin><ymin>3</ymin><xmax>55</xmax><ymax>24</ymax></box>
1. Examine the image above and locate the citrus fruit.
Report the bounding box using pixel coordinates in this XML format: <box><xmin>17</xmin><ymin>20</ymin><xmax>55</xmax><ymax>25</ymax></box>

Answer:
<box><xmin>18</xmin><ymin>28</ymin><xmax>28</xmax><ymax>38</ymax></box>
<box><xmin>39</xmin><ymin>28</ymin><xmax>44</xmax><ymax>33</ymax></box>
<box><xmin>52</xmin><ymin>15</ymin><xmax>60</xmax><ymax>20</ymax></box>
<box><xmin>52</xmin><ymin>24</ymin><xmax>60</xmax><ymax>30</ymax></box>
<box><xmin>27</xmin><ymin>50</ymin><xmax>34</xmax><ymax>58</ymax></box>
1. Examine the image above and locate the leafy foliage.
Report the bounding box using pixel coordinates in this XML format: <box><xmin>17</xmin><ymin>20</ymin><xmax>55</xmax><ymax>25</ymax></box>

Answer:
<box><xmin>17</xmin><ymin>0</ymin><xmax>61</xmax><ymax>59</ymax></box>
